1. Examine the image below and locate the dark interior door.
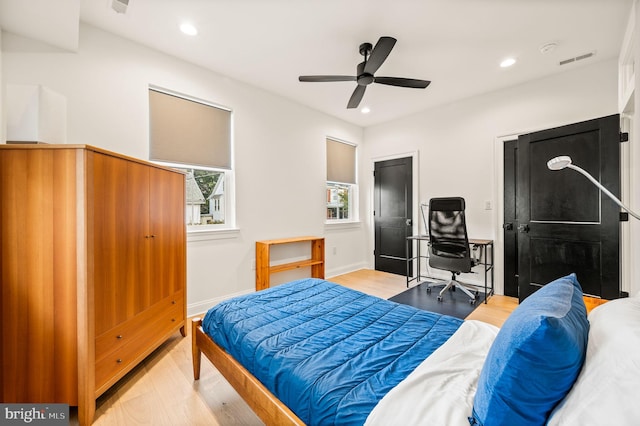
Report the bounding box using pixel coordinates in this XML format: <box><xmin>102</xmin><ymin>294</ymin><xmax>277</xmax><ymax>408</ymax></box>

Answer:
<box><xmin>503</xmin><ymin>139</ymin><xmax>519</xmax><ymax>297</ymax></box>
<box><xmin>516</xmin><ymin>114</ymin><xmax>620</xmax><ymax>301</ymax></box>
<box><xmin>374</xmin><ymin>157</ymin><xmax>412</xmax><ymax>276</ymax></box>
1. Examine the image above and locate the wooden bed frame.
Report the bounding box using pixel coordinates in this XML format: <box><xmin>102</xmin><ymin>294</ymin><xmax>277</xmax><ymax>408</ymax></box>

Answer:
<box><xmin>191</xmin><ymin>318</ymin><xmax>305</xmax><ymax>425</ymax></box>
<box><xmin>191</xmin><ymin>294</ymin><xmax>610</xmax><ymax>426</ymax></box>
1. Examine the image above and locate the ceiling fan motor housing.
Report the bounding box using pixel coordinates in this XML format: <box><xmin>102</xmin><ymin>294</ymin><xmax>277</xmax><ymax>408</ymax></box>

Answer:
<box><xmin>356</xmin><ymin>62</ymin><xmax>374</xmax><ymax>86</ymax></box>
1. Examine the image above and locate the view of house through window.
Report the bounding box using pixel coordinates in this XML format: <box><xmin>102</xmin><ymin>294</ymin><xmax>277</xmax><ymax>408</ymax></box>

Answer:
<box><xmin>326</xmin><ymin>183</ymin><xmax>352</xmax><ymax>219</ymax></box>
<box><xmin>180</xmin><ymin>168</ymin><xmax>225</xmax><ymax>226</ymax></box>
<box><xmin>326</xmin><ymin>138</ymin><xmax>357</xmax><ymax>221</ymax></box>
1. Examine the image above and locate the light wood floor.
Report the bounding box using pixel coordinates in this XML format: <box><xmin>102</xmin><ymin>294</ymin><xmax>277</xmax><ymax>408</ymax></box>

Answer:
<box><xmin>332</xmin><ymin>269</ymin><xmax>519</xmax><ymax>328</ymax></box>
<box><xmin>74</xmin><ymin>269</ymin><xmax>519</xmax><ymax>425</ymax></box>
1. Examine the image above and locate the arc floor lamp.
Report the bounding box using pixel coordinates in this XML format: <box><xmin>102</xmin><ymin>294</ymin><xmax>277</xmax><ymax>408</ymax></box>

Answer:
<box><xmin>547</xmin><ymin>155</ymin><xmax>640</xmax><ymax>221</ymax></box>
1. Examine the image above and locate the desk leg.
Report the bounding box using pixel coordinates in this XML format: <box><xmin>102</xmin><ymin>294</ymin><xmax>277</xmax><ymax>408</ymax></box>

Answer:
<box><xmin>483</xmin><ymin>244</ymin><xmax>488</xmax><ymax>304</ymax></box>
<box><xmin>406</xmin><ymin>238</ymin><xmax>410</xmax><ymax>287</ymax></box>
<box><xmin>416</xmin><ymin>239</ymin><xmax>421</xmax><ymax>285</ymax></box>
<box><xmin>490</xmin><ymin>242</ymin><xmax>494</xmax><ymax>301</ymax></box>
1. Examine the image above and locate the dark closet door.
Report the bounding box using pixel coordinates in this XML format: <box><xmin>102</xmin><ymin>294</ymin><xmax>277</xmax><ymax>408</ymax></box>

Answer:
<box><xmin>374</xmin><ymin>157</ymin><xmax>413</xmax><ymax>276</ymax></box>
<box><xmin>503</xmin><ymin>139</ymin><xmax>519</xmax><ymax>297</ymax></box>
<box><xmin>516</xmin><ymin>114</ymin><xmax>620</xmax><ymax>301</ymax></box>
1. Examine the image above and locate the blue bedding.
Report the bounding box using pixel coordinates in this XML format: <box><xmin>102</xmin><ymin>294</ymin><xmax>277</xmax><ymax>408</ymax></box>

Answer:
<box><xmin>202</xmin><ymin>278</ymin><xmax>463</xmax><ymax>425</ymax></box>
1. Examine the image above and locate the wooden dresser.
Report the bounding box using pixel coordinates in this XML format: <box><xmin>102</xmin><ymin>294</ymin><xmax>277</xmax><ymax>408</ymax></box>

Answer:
<box><xmin>0</xmin><ymin>144</ymin><xmax>186</xmax><ymax>425</ymax></box>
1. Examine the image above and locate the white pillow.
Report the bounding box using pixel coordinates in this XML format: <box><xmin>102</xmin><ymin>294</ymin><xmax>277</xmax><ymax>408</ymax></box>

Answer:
<box><xmin>547</xmin><ymin>293</ymin><xmax>640</xmax><ymax>425</ymax></box>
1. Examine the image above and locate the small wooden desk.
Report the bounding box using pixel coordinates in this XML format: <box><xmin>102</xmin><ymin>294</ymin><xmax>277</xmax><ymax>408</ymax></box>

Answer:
<box><xmin>406</xmin><ymin>235</ymin><xmax>494</xmax><ymax>303</ymax></box>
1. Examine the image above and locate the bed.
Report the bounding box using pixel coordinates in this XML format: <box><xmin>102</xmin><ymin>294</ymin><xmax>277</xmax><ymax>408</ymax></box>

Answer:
<box><xmin>192</xmin><ymin>275</ymin><xmax>640</xmax><ymax>425</ymax></box>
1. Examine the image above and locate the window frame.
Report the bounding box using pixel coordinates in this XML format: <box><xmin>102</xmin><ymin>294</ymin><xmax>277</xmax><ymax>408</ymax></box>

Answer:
<box><xmin>148</xmin><ymin>85</ymin><xmax>237</xmax><ymax>237</ymax></box>
<box><xmin>152</xmin><ymin>162</ymin><xmax>237</xmax><ymax>234</ymax></box>
<box><xmin>325</xmin><ymin>137</ymin><xmax>359</xmax><ymax>224</ymax></box>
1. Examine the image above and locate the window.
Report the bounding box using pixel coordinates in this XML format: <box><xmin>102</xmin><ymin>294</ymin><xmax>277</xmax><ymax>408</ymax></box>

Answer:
<box><xmin>180</xmin><ymin>167</ymin><xmax>225</xmax><ymax>226</ymax></box>
<box><xmin>326</xmin><ymin>183</ymin><xmax>352</xmax><ymax>219</ymax></box>
<box><xmin>149</xmin><ymin>87</ymin><xmax>235</xmax><ymax>231</ymax></box>
<box><xmin>326</xmin><ymin>138</ymin><xmax>357</xmax><ymax>221</ymax></box>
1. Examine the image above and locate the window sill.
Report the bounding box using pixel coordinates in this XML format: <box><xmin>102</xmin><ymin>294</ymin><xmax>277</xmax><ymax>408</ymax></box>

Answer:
<box><xmin>324</xmin><ymin>221</ymin><xmax>362</xmax><ymax>230</ymax></box>
<box><xmin>187</xmin><ymin>227</ymin><xmax>240</xmax><ymax>242</ymax></box>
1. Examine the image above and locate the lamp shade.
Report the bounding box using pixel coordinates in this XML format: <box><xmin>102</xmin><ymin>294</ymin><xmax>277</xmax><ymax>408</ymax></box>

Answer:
<box><xmin>547</xmin><ymin>155</ymin><xmax>572</xmax><ymax>170</ymax></box>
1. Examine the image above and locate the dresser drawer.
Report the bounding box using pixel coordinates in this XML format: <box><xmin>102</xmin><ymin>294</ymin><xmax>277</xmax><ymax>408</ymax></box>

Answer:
<box><xmin>95</xmin><ymin>291</ymin><xmax>184</xmax><ymax>391</ymax></box>
<box><xmin>95</xmin><ymin>291</ymin><xmax>184</xmax><ymax>361</ymax></box>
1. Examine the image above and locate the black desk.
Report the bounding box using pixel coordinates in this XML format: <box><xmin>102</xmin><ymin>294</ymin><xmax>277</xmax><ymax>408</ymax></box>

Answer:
<box><xmin>405</xmin><ymin>235</ymin><xmax>494</xmax><ymax>303</ymax></box>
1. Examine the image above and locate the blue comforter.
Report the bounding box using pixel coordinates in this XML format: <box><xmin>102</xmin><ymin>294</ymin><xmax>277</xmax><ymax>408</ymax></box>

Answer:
<box><xmin>202</xmin><ymin>278</ymin><xmax>462</xmax><ymax>425</ymax></box>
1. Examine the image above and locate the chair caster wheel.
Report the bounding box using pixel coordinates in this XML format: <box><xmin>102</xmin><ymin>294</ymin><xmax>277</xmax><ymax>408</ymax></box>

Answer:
<box><xmin>437</xmin><ymin>296</ymin><xmax>443</xmax><ymax>302</ymax></box>
<box><xmin>426</xmin><ymin>287</ymin><xmax>431</xmax><ymax>294</ymax></box>
<box><xmin>469</xmin><ymin>299</ymin><xmax>476</xmax><ymax>305</ymax></box>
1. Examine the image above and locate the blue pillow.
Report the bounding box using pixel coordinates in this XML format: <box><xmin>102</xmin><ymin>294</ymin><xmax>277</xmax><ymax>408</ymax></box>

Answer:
<box><xmin>469</xmin><ymin>273</ymin><xmax>589</xmax><ymax>426</ymax></box>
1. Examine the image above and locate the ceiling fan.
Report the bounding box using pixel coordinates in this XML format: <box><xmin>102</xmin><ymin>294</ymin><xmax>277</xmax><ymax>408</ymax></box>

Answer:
<box><xmin>298</xmin><ymin>36</ymin><xmax>431</xmax><ymax>109</ymax></box>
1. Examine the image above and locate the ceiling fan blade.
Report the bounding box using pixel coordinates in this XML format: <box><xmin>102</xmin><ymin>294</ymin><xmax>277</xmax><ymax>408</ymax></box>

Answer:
<box><xmin>299</xmin><ymin>75</ymin><xmax>357</xmax><ymax>82</ymax></box>
<box><xmin>363</xmin><ymin>36</ymin><xmax>397</xmax><ymax>75</ymax></box>
<box><xmin>347</xmin><ymin>85</ymin><xmax>367</xmax><ymax>109</ymax></box>
<box><xmin>374</xmin><ymin>76</ymin><xmax>431</xmax><ymax>89</ymax></box>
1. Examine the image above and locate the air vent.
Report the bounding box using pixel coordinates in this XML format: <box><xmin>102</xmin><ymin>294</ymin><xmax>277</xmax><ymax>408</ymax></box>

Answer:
<box><xmin>559</xmin><ymin>51</ymin><xmax>596</xmax><ymax>66</ymax></box>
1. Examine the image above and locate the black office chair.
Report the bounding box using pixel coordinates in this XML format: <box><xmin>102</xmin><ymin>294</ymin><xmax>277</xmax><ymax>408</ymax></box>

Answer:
<box><xmin>426</xmin><ymin>197</ymin><xmax>478</xmax><ymax>304</ymax></box>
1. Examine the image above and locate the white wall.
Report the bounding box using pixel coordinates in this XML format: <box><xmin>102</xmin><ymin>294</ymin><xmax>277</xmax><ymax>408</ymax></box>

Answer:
<box><xmin>1</xmin><ymin>23</ymin><xmax>367</xmax><ymax>315</ymax></box>
<box><xmin>363</xmin><ymin>59</ymin><xmax>622</xmax><ymax>295</ymax></box>
<box><xmin>3</xmin><ymin>21</ymin><xmax>634</xmax><ymax>306</ymax></box>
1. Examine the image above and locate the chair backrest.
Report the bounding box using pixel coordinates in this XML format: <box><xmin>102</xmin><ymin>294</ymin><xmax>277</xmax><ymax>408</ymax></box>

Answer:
<box><xmin>427</xmin><ymin>197</ymin><xmax>473</xmax><ymax>273</ymax></box>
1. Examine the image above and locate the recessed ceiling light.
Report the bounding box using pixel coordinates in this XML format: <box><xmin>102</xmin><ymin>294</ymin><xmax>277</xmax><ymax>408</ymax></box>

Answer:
<box><xmin>500</xmin><ymin>58</ymin><xmax>517</xmax><ymax>68</ymax></box>
<box><xmin>361</xmin><ymin>106</ymin><xmax>371</xmax><ymax>114</ymax></box>
<box><xmin>180</xmin><ymin>23</ymin><xmax>198</xmax><ymax>36</ymax></box>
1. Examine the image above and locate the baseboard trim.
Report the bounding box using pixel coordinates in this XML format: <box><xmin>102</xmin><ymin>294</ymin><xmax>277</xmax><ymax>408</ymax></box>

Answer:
<box><xmin>326</xmin><ymin>262</ymin><xmax>369</xmax><ymax>279</ymax></box>
<box><xmin>187</xmin><ymin>289</ymin><xmax>253</xmax><ymax>318</ymax></box>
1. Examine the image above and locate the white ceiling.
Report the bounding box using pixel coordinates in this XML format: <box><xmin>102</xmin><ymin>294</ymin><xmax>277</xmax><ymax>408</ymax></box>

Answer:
<box><xmin>0</xmin><ymin>0</ymin><xmax>634</xmax><ymax>127</ymax></box>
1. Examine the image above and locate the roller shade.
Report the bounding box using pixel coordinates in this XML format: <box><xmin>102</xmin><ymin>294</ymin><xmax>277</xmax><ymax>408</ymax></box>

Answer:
<box><xmin>149</xmin><ymin>88</ymin><xmax>231</xmax><ymax>169</ymax></box>
<box><xmin>326</xmin><ymin>139</ymin><xmax>356</xmax><ymax>184</ymax></box>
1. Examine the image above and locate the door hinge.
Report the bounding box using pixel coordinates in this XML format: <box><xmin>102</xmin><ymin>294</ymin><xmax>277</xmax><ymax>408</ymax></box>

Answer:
<box><xmin>620</xmin><ymin>212</ymin><xmax>629</xmax><ymax>222</ymax></box>
<box><xmin>620</xmin><ymin>132</ymin><xmax>629</xmax><ymax>142</ymax></box>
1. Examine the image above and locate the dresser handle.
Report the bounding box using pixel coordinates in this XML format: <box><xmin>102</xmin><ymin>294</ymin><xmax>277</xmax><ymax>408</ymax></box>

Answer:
<box><xmin>172</xmin><ymin>300</ymin><xmax>176</xmax><ymax>304</ymax></box>
<box><xmin>171</xmin><ymin>318</ymin><xmax>176</xmax><ymax>322</ymax></box>
<box><xmin>116</xmin><ymin>335</ymin><xmax>123</xmax><ymax>339</ymax></box>
<box><xmin>116</xmin><ymin>358</ymin><xmax>122</xmax><ymax>364</ymax></box>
